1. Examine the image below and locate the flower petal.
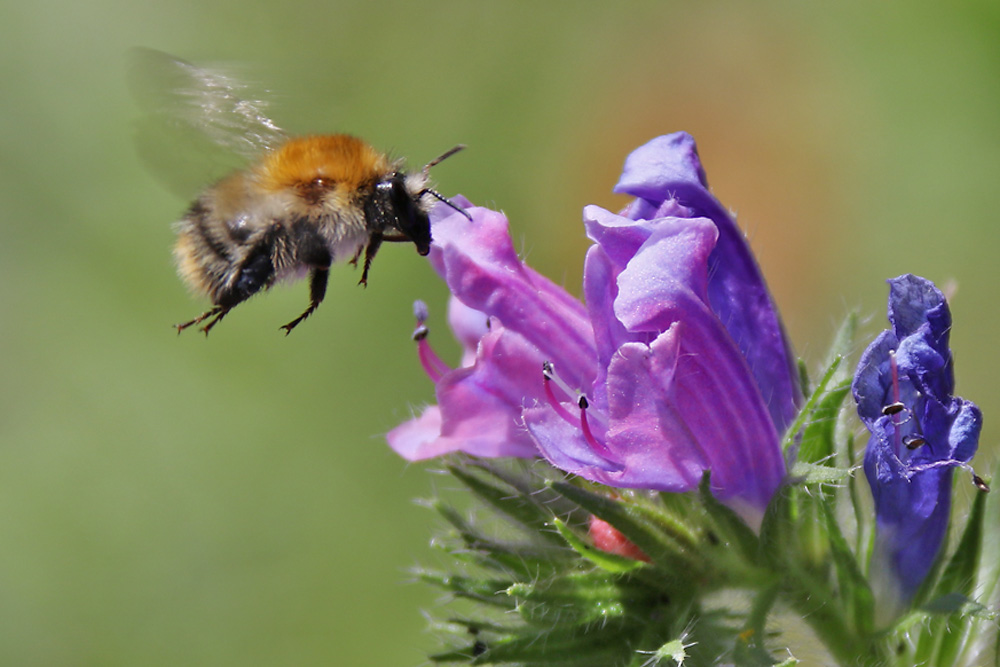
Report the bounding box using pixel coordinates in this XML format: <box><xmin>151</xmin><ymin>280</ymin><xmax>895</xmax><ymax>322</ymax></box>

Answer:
<box><xmin>428</xmin><ymin>205</ymin><xmax>598</xmax><ymax>390</ymax></box>
<box><xmin>613</xmin><ymin>133</ymin><xmax>801</xmax><ymax>433</ymax></box>
<box><xmin>532</xmin><ymin>211</ymin><xmax>785</xmax><ymax>509</ymax></box>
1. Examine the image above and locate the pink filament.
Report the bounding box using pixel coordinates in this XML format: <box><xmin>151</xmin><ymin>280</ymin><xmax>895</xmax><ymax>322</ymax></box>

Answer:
<box><xmin>889</xmin><ymin>351</ymin><xmax>903</xmax><ymax>455</ymax></box>
<box><xmin>543</xmin><ymin>375</ymin><xmax>578</xmax><ymax>424</ymax></box>
<box><xmin>417</xmin><ymin>339</ymin><xmax>451</xmax><ymax>383</ymax></box>
<box><xmin>578</xmin><ymin>401</ymin><xmax>620</xmax><ymax>464</ymax></box>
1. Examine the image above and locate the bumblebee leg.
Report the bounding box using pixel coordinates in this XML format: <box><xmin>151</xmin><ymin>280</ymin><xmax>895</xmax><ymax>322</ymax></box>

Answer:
<box><xmin>178</xmin><ymin>230</ymin><xmax>280</xmax><ymax>336</ymax></box>
<box><xmin>199</xmin><ymin>308</ymin><xmax>231</xmax><ymax>336</ymax></box>
<box><xmin>175</xmin><ymin>306</ymin><xmax>233</xmax><ymax>336</ymax></box>
<box><xmin>359</xmin><ymin>232</ymin><xmax>384</xmax><ymax>287</ymax></box>
<box><xmin>175</xmin><ymin>306</ymin><xmax>231</xmax><ymax>336</ymax></box>
<box><xmin>281</xmin><ymin>267</ymin><xmax>329</xmax><ymax>335</ymax></box>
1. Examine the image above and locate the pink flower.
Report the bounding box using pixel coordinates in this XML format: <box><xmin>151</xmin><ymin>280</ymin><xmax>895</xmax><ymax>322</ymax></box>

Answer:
<box><xmin>389</xmin><ymin>133</ymin><xmax>800</xmax><ymax>511</ymax></box>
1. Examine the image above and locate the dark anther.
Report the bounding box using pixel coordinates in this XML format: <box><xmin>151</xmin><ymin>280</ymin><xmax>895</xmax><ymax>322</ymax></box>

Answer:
<box><xmin>881</xmin><ymin>401</ymin><xmax>906</xmax><ymax>416</ymax></box>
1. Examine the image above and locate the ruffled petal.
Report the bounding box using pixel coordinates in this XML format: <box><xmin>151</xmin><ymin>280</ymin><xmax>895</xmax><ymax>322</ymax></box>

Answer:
<box><xmin>429</xmin><ymin>205</ymin><xmax>597</xmax><ymax>390</ymax></box>
<box><xmin>613</xmin><ymin>133</ymin><xmax>801</xmax><ymax>433</ymax></box>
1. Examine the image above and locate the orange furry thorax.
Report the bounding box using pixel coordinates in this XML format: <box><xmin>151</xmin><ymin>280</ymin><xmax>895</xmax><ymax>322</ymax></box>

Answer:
<box><xmin>256</xmin><ymin>134</ymin><xmax>393</xmax><ymax>194</ymax></box>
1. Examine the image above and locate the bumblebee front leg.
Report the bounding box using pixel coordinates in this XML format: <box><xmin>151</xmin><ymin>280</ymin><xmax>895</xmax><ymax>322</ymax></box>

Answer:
<box><xmin>359</xmin><ymin>232</ymin><xmax>384</xmax><ymax>287</ymax></box>
<box><xmin>281</xmin><ymin>267</ymin><xmax>329</xmax><ymax>335</ymax></box>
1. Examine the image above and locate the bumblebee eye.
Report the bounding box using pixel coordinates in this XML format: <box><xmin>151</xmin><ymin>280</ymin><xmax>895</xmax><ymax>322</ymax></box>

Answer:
<box><xmin>389</xmin><ymin>175</ymin><xmax>431</xmax><ymax>254</ymax></box>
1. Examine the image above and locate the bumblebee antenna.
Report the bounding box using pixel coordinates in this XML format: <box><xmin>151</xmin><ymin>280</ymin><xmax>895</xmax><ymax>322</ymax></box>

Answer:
<box><xmin>420</xmin><ymin>144</ymin><xmax>472</xmax><ymax>221</ymax></box>
<box><xmin>422</xmin><ymin>188</ymin><xmax>473</xmax><ymax>221</ymax></box>
<box><xmin>422</xmin><ymin>144</ymin><xmax>466</xmax><ymax>175</ymax></box>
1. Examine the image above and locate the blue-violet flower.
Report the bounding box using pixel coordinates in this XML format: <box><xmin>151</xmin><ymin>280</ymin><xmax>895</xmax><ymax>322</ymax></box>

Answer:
<box><xmin>852</xmin><ymin>274</ymin><xmax>982</xmax><ymax>611</ymax></box>
<box><xmin>389</xmin><ymin>133</ymin><xmax>801</xmax><ymax>514</ymax></box>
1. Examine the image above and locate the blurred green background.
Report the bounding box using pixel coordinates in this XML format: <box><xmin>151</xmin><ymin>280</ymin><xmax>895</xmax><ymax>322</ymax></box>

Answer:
<box><xmin>2</xmin><ymin>1</ymin><xmax>998</xmax><ymax>664</ymax></box>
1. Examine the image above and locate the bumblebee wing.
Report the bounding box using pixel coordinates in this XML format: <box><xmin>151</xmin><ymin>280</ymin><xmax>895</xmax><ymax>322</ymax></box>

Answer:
<box><xmin>128</xmin><ymin>48</ymin><xmax>288</xmax><ymax>198</ymax></box>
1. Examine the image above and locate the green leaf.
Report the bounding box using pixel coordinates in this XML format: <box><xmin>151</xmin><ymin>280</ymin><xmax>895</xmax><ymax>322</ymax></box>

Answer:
<box><xmin>551</xmin><ymin>517</ymin><xmax>645</xmax><ymax>574</ymax></box>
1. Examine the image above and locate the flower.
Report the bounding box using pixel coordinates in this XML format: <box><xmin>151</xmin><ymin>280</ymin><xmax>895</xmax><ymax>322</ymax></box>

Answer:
<box><xmin>852</xmin><ymin>274</ymin><xmax>982</xmax><ymax>611</ymax></box>
<box><xmin>388</xmin><ymin>133</ymin><xmax>801</xmax><ymax>513</ymax></box>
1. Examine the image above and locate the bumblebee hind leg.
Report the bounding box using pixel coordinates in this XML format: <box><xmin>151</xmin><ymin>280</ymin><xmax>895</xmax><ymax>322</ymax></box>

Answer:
<box><xmin>175</xmin><ymin>306</ymin><xmax>231</xmax><ymax>336</ymax></box>
<box><xmin>176</xmin><ymin>229</ymin><xmax>279</xmax><ymax>337</ymax></box>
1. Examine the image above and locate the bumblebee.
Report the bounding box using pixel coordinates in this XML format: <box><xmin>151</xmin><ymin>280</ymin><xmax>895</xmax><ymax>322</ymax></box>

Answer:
<box><xmin>130</xmin><ymin>49</ymin><xmax>467</xmax><ymax>335</ymax></box>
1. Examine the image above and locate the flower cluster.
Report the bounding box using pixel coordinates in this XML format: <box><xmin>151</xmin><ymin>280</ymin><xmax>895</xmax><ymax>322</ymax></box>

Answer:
<box><xmin>388</xmin><ymin>132</ymin><xmax>992</xmax><ymax>665</ymax></box>
<box><xmin>389</xmin><ymin>133</ymin><xmax>800</xmax><ymax>514</ymax></box>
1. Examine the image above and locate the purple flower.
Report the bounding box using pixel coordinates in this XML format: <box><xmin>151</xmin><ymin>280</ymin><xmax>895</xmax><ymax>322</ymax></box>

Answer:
<box><xmin>388</xmin><ymin>133</ymin><xmax>800</xmax><ymax>513</ymax></box>
<box><xmin>852</xmin><ymin>275</ymin><xmax>982</xmax><ymax>608</ymax></box>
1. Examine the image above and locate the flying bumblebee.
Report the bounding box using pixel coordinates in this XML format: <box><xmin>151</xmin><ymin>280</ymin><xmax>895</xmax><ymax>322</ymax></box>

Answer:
<box><xmin>129</xmin><ymin>48</ymin><xmax>468</xmax><ymax>335</ymax></box>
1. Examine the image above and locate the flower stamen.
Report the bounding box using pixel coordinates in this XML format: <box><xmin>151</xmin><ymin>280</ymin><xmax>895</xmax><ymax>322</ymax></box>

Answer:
<box><xmin>542</xmin><ymin>361</ymin><xmax>578</xmax><ymax>424</ymax></box>
<box><xmin>541</xmin><ymin>362</ymin><xmax>620</xmax><ymax>467</ymax></box>
<box><xmin>881</xmin><ymin>402</ymin><xmax>907</xmax><ymax>417</ymax></box>
<box><xmin>412</xmin><ymin>300</ymin><xmax>451</xmax><ymax>383</ymax></box>
<box><xmin>578</xmin><ymin>395</ymin><xmax>621</xmax><ymax>465</ymax></box>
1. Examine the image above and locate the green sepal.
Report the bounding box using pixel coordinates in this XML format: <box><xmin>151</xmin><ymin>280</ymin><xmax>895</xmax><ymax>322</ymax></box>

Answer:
<box><xmin>934</xmin><ymin>481</ymin><xmax>987</xmax><ymax>597</ymax></box>
<box><xmin>911</xmin><ymin>485</ymin><xmax>989</xmax><ymax>665</ymax></box>
<box><xmin>695</xmin><ymin>473</ymin><xmax>762</xmax><ymax>568</ymax></box>
<box><xmin>551</xmin><ymin>516</ymin><xmax>645</xmax><ymax>574</ymax></box>
<box><xmin>547</xmin><ymin>480</ymin><xmax>704</xmax><ymax>579</ymax></box>
<box><xmin>427</xmin><ymin>498</ymin><xmax>569</xmax><ymax>579</ymax></box>
<box><xmin>548</xmin><ymin>481</ymin><xmax>696</xmax><ymax>567</ymax></box>
<box><xmin>462</xmin><ymin>623</ymin><xmax>643</xmax><ymax>666</ymax></box>
<box><xmin>446</xmin><ymin>462</ymin><xmax>568</xmax><ymax>548</ymax></box>
<box><xmin>759</xmin><ymin>483</ymin><xmax>795</xmax><ymax>567</ymax></box>
<box><xmin>788</xmin><ymin>460</ymin><xmax>852</xmax><ymax>485</ymax></box>
<box><xmin>796</xmin><ymin>376</ymin><xmax>852</xmax><ymax>466</ymax></box>
<box><xmin>416</xmin><ymin>570</ymin><xmax>518</xmax><ymax>610</ymax></box>
<box><xmin>781</xmin><ymin>355</ymin><xmax>844</xmax><ymax>460</ymax></box>
<box><xmin>820</xmin><ymin>498</ymin><xmax>874</xmax><ymax>634</ymax></box>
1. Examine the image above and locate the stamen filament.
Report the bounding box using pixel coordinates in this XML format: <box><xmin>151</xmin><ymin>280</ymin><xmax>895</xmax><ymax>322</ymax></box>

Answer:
<box><xmin>888</xmin><ymin>351</ymin><xmax>904</xmax><ymax>455</ymax></box>
<box><xmin>542</xmin><ymin>365</ymin><xmax>578</xmax><ymax>425</ymax></box>
<box><xmin>542</xmin><ymin>361</ymin><xmax>578</xmax><ymax>401</ymax></box>
<box><xmin>411</xmin><ymin>300</ymin><xmax>451</xmax><ymax>382</ymax></box>
<box><xmin>578</xmin><ymin>396</ymin><xmax>620</xmax><ymax>465</ymax></box>
<box><xmin>417</xmin><ymin>340</ymin><xmax>450</xmax><ymax>383</ymax></box>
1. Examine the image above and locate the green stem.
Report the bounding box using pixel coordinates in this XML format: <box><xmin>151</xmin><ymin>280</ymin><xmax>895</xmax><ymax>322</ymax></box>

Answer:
<box><xmin>783</xmin><ymin>574</ymin><xmax>889</xmax><ymax>666</ymax></box>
